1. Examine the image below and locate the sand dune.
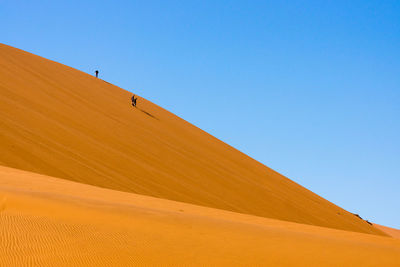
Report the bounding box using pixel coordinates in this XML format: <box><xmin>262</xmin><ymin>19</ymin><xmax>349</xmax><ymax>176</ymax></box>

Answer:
<box><xmin>0</xmin><ymin>166</ymin><xmax>399</xmax><ymax>266</ymax></box>
<box><xmin>0</xmin><ymin>43</ymin><xmax>386</xmax><ymax>235</ymax></box>
<box><xmin>374</xmin><ymin>224</ymin><xmax>400</xmax><ymax>239</ymax></box>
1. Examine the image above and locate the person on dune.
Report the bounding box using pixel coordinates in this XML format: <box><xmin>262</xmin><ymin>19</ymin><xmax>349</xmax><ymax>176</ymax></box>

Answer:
<box><xmin>131</xmin><ymin>94</ymin><xmax>137</xmax><ymax>107</ymax></box>
<box><xmin>95</xmin><ymin>70</ymin><xmax>99</xmax><ymax>78</ymax></box>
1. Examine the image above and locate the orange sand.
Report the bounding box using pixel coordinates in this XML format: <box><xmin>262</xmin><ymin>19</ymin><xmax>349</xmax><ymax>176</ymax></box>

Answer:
<box><xmin>0</xmin><ymin>44</ymin><xmax>386</xmax><ymax>235</ymax></box>
<box><xmin>1</xmin><ymin>166</ymin><xmax>399</xmax><ymax>266</ymax></box>
<box><xmin>374</xmin><ymin>224</ymin><xmax>400</xmax><ymax>239</ymax></box>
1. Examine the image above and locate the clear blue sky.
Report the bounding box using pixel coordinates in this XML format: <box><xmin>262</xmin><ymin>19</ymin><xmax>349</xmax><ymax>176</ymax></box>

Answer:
<box><xmin>2</xmin><ymin>0</ymin><xmax>399</xmax><ymax>228</ymax></box>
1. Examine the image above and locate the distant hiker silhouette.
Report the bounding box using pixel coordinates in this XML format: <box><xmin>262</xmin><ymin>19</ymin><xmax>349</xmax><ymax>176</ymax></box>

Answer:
<box><xmin>131</xmin><ymin>94</ymin><xmax>137</xmax><ymax>107</ymax></box>
<box><xmin>95</xmin><ymin>70</ymin><xmax>99</xmax><ymax>78</ymax></box>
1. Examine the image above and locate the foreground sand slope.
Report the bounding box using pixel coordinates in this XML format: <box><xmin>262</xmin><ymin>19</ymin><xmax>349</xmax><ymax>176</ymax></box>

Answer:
<box><xmin>0</xmin><ymin>166</ymin><xmax>399</xmax><ymax>266</ymax></box>
<box><xmin>0</xmin><ymin>43</ymin><xmax>384</xmax><ymax>235</ymax></box>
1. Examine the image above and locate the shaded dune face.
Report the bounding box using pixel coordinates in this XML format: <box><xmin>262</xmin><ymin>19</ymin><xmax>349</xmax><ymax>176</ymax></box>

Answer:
<box><xmin>0</xmin><ymin>43</ymin><xmax>385</xmax><ymax>235</ymax></box>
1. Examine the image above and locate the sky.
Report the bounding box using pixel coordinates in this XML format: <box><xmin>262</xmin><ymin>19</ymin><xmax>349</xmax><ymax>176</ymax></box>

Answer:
<box><xmin>1</xmin><ymin>0</ymin><xmax>399</xmax><ymax>228</ymax></box>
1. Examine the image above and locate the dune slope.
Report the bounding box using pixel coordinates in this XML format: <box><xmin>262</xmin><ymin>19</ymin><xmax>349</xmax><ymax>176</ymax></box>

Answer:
<box><xmin>1</xmin><ymin>166</ymin><xmax>399</xmax><ymax>266</ymax></box>
<box><xmin>374</xmin><ymin>224</ymin><xmax>400</xmax><ymax>239</ymax></box>
<box><xmin>0</xmin><ymin>43</ymin><xmax>384</xmax><ymax>235</ymax></box>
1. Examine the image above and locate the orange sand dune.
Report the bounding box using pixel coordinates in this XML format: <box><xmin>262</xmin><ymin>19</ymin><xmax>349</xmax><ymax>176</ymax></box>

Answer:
<box><xmin>374</xmin><ymin>224</ymin><xmax>400</xmax><ymax>239</ymax></box>
<box><xmin>1</xmin><ymin>166</ymin><xmax>399</xmax><ymax>266</ymax></box>
<box><xmin>0</xmin><ymin>43</ymin><xmax>386</xmax><ymax>235</ymax></box>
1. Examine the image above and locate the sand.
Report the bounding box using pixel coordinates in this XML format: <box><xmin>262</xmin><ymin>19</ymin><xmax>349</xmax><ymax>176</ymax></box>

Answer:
<box><xmin>1</xmin><ymin>166</ymin><xmax>399</xmax><ymax>266</ymax></box>
<box><xmin>1</xmin><ymin>43</ymin><xmax>399</xmax><ymax>266</ymax></box>
<box><xmin>0</xmin><ymin>43</ymin><xmax>387</xmax><ymax>235</ymax></box>
<box><xmin>374</xmin><ymin>224</ymin><xmax>400</xmax><ymax>239</ymax></box>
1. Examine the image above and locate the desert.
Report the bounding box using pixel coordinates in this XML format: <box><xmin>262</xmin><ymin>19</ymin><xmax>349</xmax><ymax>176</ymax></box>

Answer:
<box><xmin>1</xmin><ymin>43</ymin><xmax>399</xmax><ymax>266</ymax></box>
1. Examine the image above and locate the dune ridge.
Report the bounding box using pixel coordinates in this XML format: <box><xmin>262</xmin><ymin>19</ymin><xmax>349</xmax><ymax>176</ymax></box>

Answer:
<box><xmin>0</xmin><ymin>43</ymin><xmax>386</xmax><ymax>235</ymax></box>
<box><xmin>1</xmin><ymin>165</ymin><xmax>400</xmax><ymax>266</ymax></box>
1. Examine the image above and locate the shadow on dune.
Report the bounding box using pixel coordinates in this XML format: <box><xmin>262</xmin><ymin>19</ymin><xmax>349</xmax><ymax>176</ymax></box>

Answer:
<box><xmin>98</xmin><ymin>80</ymin><xmax>158</xmax><ymax>120</ymax></box>
<box><xmin>137</xmin><ymin>108</ymin><xmax>158</xmax><ymax>120</ymax></box>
